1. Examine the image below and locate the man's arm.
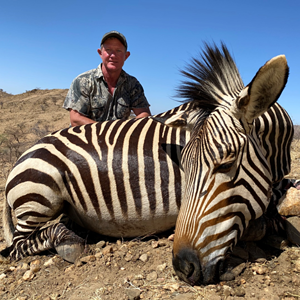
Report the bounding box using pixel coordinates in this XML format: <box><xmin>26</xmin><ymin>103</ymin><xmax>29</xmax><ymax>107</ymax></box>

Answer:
<box><xmin>69</xmin><ymin>109</ymin><xmax>96</xmax><ymax>127</ymax></box>
<box><xmin>132</xmin><ymin>107</ymin><xmax>151</xmax><ymax>119</ymax></box>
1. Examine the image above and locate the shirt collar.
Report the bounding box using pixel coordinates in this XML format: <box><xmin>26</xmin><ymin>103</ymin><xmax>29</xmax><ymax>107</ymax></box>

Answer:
<box><xmin>95</xmin><ymin>64</ymin><xmax>127</xmax><ymax>86</ymax></box>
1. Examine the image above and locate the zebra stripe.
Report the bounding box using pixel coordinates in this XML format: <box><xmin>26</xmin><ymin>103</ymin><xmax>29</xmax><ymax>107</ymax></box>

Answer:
<box><xmin>172</xmin><ymin>43</ymin><xmax>293</xmax><ymax>285</ymax></box>
<box><xmin>4</xmin><ymin>103</ymin><xmax>196</xmax><ymax>261</ymax></box>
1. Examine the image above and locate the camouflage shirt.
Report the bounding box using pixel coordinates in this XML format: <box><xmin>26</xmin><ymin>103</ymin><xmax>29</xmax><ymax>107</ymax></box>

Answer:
<box><xmin>63</xmin><ymin>64</ymin><xmax>149</xmax><ymax>122</ymax></box>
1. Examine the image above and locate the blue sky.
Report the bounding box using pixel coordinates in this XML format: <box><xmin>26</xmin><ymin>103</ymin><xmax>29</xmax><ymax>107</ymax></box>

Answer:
<box><xmin>1</xmin><ymin>0</ymin><xmax>300</xmax><ymax>124</ymax></box>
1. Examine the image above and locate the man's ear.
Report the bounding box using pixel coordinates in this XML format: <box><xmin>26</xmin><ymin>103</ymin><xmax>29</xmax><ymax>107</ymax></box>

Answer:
<box><xmin>125</xmin><ymin>51</ymin><xmax>131</xmax><ymax>60</ymax></box>
<box><xmin>97</xmin><ymin>48</ymin><xmax>102</xmax><ymax>57</ymax></box>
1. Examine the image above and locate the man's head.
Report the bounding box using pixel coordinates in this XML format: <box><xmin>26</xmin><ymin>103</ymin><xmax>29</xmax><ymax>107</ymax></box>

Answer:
<box><xmin>100</xmin><ymin>31</ymin><xmax>128</xmax><ymax>50</ymax></box>
<box><xmin>98</xmin><ymin>31</ymin><xmax>130</xmax><ymax>75</ymax></box>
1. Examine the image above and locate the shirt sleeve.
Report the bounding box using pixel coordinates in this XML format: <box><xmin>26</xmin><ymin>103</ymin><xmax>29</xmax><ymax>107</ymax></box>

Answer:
<box><xmin>129</xmin><ymin>79</ymin><xmax>150</xmax><ymax>109</ymax></box>
<box><xmin>62</xmin><ymin>76</ymin><xmax>92</xmax><ymax>117</ymax></box>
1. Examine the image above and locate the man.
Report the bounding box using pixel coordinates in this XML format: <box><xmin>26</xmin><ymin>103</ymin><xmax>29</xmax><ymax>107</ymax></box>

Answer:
<box><xmin>63</xmin><ymin>31</ymin><xmax>151</xmax><ymax>126</ymax></box>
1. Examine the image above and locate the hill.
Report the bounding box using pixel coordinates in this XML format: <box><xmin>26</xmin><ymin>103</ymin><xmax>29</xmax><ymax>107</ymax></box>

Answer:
<box><xmin>0</xmin><ymin>88</ymin><xmax>69</xmax><ymax>190</ymax></box>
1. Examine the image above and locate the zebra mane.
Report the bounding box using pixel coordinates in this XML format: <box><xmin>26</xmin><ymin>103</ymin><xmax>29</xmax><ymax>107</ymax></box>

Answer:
<box><xmin>177</xmin><ymin>42</ymin><xmax>245</xmax><ymax>112</ymax></box>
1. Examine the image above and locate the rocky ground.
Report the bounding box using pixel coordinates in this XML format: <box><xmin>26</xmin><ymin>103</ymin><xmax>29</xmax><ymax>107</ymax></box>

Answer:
<box><xmin>0</xmin><ymin>89</ymin><xmax>300</xmax><ymax>299</ymax></box>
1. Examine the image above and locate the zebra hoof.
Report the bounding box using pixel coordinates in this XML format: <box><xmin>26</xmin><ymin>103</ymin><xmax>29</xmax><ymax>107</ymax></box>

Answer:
<box><xmin>55</xmin><ymin>242</ymin><xmax>84</xmax><ymax>263</ymax></box>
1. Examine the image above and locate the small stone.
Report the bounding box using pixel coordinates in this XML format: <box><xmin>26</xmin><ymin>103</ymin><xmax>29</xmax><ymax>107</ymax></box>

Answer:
<box><xmin>294</xmin><ymin>258</ymin><xmax>300</xmax><ymax>272</ymax></box>
<box><xmin>44</xmin><ymin>256</ymin><xmax>59</xmax><ymax>267</ymax></box>
<box><xmin>252</xmin><ymin>265</ymin><xmax>268</xmax><ymax>275</ymax></box>
<box><xmin>125</xmin><ymin>253</ymin><xmax>133</xmax><ymax>262</ymax></box>
<box><xmin>19</xmin><ymin>263</ymin><xmax>29</xmax><ymax>270</ymax></box>
<box><xmin>220</xmin><ymin>271</ymin><xmax>235</xmax><ymax>281</ymax></box>
<box><xmin>102</xmin><ymin>245</ymin><xmax>113</xmax><ymax>255</ymax></box>
<box><xmin>139</xmin><ymin>254</ymin><xmax>148</xmax><ymax>263</ymax></box>
<box><xmin>158</xmin><ymin>241</ymin><xmax>166</xmax><ymax>247</ymax></box>
<box><xmin>168</xmin><ymin>234</ymin><xmax>175</xmax><ymax>241</ymax></box>
<box><xmin>23</xmin><ymin>270</ymin><xmax>34</xmax><ymax>281</ymax></box>
<box><xmin>222</xmin><ymin>285</ymin><xmax>232</xmax><ymax>297</ymax></box>
<box><xmin>146</xmin><ymin>271</ymin><xmax>158</xmax><ymax>281</ymax></box>
<box><xmin>235</xmin><ymin>286</ymin><xmax>245</xmax><ymax>297</ymax></box>
<box><xmin>96</xmin><ymin>241</ymin><xmax>106</xmax><ymax>248</ymax></box>
<box><xmin>65</xmin><ymin>265</ymin><xmax>75</xmax><ymax>273</ymax></box>
<box><xmin>286</xmin><ymin>216</ymin><xmax>300</xmax><ymax>245</ymax></box>
<box><xmin>75</xmin><ymin>260</ymin><xmax>83</xmax><ymax>267</ymax></box>
<box><xmin>277</xmin><ymin>187</ymin><xmax>300</xmax><ymax>216</ymax></box>
<box><xmin>30</xmin><ymin>260</ymin><xmax>41</xmax><ymax>273</ymax></box>
<box><xmin>151</xmin><ymin>241</ymin><xmax>159</xmax><ymax>248</ymax></box>
<box><xmin>0</xmin><ymin>273</ymin><xmax>6</xmax><ymax>280</ymax></box>
<box><xmin>231</xmin><ymin>262</ymin><xmax>246</xmax><ymax>277</ymax></box>
<box><xmin>80</xmin><ymin>255</ymin><xmax>96</xmax><ymax>263</ymax></box>
<box><xmin>95</xmin><ymin>252</ymin><xmax>103</xmax><ymax>259</ymax></box>
<box><xmin>156</xmin><ymin>263</ymin><xmax>167</xmax><ymax>272</ymax></box>
<box><xmin>125</xmin><ymin>288</ymin><xmax>140</xmax><ymax>300</ymax></box>
<box><xmin>156</xmin><ymin>277</ymin><xmax>165</xmax><ymax>283</ymax></box>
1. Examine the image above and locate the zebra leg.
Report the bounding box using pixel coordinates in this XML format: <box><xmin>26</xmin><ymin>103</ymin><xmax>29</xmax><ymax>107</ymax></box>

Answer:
<box><xmin>10</xmin><ymin>223</ymin><xmax>84</xmax><ymax>263</ymax></box>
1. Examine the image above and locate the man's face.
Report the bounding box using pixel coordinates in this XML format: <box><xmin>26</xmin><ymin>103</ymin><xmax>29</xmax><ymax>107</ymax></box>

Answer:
<box><xmin>99</xmin><ymin>38</ymin><xmax>130</xmax><ymax>73</ymax></box>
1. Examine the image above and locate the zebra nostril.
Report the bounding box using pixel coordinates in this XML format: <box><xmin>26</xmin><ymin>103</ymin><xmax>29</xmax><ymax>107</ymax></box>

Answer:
<box><xmin>172</xmin><ymin>248</ymin><xmax>202</xmax><ymax>285</ymax></box>
<box><xmin>187</xmin><ymin>262</ymin><xmax>195</xmax><ymax>279</ymax></box>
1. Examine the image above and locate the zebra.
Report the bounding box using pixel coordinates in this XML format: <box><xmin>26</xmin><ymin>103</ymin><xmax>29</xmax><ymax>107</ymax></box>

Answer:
<box><xmin>172</xmin><ymin>43</ymin><xmax>293</xmax><ymax>285</ymax></box>
<box><xmin>3</xmin><ymin>102</ymin><xmax>196</xmax><ymax>262</ymax></box>
<box><xmin>2</xmin><ymin>43</ymin><xmax>293</xmax><ymax>285</ymax></box>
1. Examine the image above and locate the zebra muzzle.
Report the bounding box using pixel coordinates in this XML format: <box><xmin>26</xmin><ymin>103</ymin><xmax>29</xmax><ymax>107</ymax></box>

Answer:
<box><xmin>172</xmin><ymin>247</ymin><xmax>202</xmax><ymax>285</ymax></box>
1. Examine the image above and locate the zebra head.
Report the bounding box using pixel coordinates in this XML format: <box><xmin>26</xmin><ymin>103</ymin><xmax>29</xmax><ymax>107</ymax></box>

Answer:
<box><xmin>172</xmin><ymin>43</ymin><xmax>289</xmax><ymax>285</ymax></box>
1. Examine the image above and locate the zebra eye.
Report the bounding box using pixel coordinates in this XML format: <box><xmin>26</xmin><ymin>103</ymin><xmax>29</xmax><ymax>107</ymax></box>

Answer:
<box><xmin>214</xmin><ymin>161</ymin><xmax>234</xmax><ymax>174</ymax></box>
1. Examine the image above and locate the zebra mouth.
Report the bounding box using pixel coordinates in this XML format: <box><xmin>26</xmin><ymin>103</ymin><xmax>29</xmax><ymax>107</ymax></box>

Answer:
<box><xmin>172</xmin><ymin>248</ymin><xmax>202</xmax><ymax>285</ymax></box>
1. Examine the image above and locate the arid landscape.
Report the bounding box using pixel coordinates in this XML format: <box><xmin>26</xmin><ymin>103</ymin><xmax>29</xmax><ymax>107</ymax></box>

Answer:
<box><xmin>0</xmin><ymin>89</ymin><xmax>300</xmax><ymax>300</ymax></box>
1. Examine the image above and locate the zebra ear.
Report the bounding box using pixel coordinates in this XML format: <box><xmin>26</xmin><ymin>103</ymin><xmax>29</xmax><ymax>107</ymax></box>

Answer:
<box><xmin>233</xmin><ymin>55</ymin><xmax>289</xmax><ymax>124</ymax></box>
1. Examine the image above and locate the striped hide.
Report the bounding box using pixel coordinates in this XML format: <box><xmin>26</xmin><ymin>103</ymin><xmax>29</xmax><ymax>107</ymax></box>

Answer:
<box><xmin>172</xmin><ymin>43</ymin><xmax>293</xmax><ymax>285</ymax></box>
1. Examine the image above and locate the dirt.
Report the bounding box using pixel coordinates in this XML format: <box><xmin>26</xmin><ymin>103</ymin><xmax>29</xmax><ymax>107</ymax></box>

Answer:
<box><xmin>0</xmin><ymin>89</ymin><xmax>300</xmax><ymax>300</ymax></box>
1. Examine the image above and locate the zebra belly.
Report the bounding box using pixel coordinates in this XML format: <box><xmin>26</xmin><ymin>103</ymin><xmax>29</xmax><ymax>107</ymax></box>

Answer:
<box><xmin>67</xmin><ymin>206</ymin><xmax>179</xmax><ymax>237</ymax></box>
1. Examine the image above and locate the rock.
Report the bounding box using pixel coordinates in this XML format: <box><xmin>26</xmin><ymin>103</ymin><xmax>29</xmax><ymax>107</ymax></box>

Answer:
<box><xmin>231</xmin><ymin>262</ymin><xmax>246</xmax><ymax>277</ymax></box>
<box><xmin>125</xmin><ymin>288</ymin><xmax>140</xmax><ymax>300</ymax></box>
<box><xmin>102</xmin><ymin>245</ymin><xmax>113</xmax><ymax>255</ymax></box>
<box><xmin>65</xmin><ymin>265</ymin><xmax>75</xmax><ymax>273</ymax></box>
<box><xmin>168</xmin><ymin>234</ymin><xmax>174</xmax><ymax>241</ymax></box>
<box><xmin>219</xmin><ymin>271</ymin><xmax>235</xmax><ymax>281</ymax></box>
<box><xmin>222</xmin><ymin>285</ymin><xmax>233</xmax><ymax>297</ymax></box>
<box><xmin>294</xmin><ymin>258</ymin><xmax>300</xmax><ymax>272</ymax></box>
<box><xmin>146</xmin><ymin>271</ymin><xmax>157</xmax><ymax>281</ymax></box>
<box><xmin>0</xmin><ymin>273</ymin><xmax>6</xmax><ymax>280</ymax></box>
<box><xmin>44</xmin><ymin>256</ymin><xmax>59</xmax><ymax>267</ymax></box>
<box><xmin>235</xmin><ymin>287</ymin><xmax>245</xmax><ymax>297</ymax></box>
<box><xmin>125</xmin><ymin>253</ymin><xmax>133</xmax><ymax>262</ymax></box>
<box><xmin>286</xmin><ymin>216</ymin><xmax>300</xmax><ymax>245</ymax></box>
<box><xmin>30</xmin><ymin>259</ymin><xmax>41</xmax><ymax>273</ymax></box>
<box><xmin>96</xmin><ymin>241</ymin><xmax>106</xmax><ymax>248</ymax></box>
<box><xmin>23</xmin><ymin>270</ymin><xmax>34</xmax><ymax>281</ymax></box>
<box><xmin>252</xmin><ymin>265</ymin><xmax>268</xmax><ymax>275</ymax></box>
<box><xmin>156</xmin><ymin>263</ymin><xmax>167</xmax><ymax>272</ymax></box>
<box><xmin>151</xmin><ymin>241</ymin><xmax>159</xmax><ymax>248</ymax></box>
<box><xmin>80</xmin><ymin>255</ymin><xmax>96</xmax><ymax>263</ymax></box>
<box><xmin>277</xmin><ymin>187</ymin><xmax>300</xmax><ymax>216</ymax></box>
<box><xmin>139</xmin><ymin>254</ymin><xmax>148</xmax><ymax>263</ymax></box>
